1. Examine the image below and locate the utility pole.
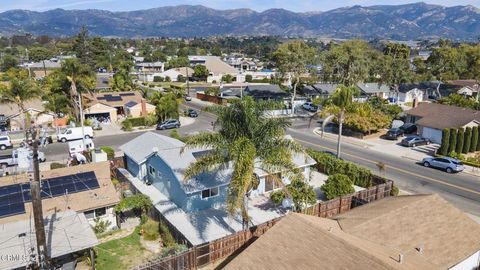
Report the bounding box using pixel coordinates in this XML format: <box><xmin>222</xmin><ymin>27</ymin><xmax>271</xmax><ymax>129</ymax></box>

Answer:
<box><xmin>185</xmin><ymin>66</ymin><xmax>190</xmax><ymax>97</ymax></box>
<box><xmin>78</xmin><ymin>94</ymin><xmax>86</xmax><ymax>148</ymax></box>
<box><xmin>30</xmin><ymin>128</ymin><xmax>48</xmax><ymax>269</ymax></box>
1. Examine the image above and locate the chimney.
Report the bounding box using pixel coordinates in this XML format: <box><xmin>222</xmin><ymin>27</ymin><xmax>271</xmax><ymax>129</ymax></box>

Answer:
<box><xmin>398</xmin><ymin>254</ymin><xmax>404</xmax><ymax>264</ymax></box>
<box><xmin>141</xmin><ymin>98</ymin><xmax>147</xmax><ymax>117</ymax></box>
<box><xmin>412</xmin><ymin>98</ymin><xmax>418</xmax><ymax>108</ymax></box>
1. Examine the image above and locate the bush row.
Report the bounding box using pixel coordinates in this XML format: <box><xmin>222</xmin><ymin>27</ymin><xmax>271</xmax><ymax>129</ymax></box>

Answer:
<box><xmin>439</xmin><ymin>126</ymin><xmax>479</xmax><ymax>156</ymax></box>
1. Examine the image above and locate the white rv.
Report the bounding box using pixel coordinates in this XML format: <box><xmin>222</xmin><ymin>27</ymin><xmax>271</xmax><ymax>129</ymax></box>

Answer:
<box><xmin>57</xmin><ymin>127</ymin><xmax>94</xmax><ymax>142</ymax></box>
<box><xmin>68</xmin><ymin>139</ymin><xmax>95</xmax><ymax>157</ymax></box>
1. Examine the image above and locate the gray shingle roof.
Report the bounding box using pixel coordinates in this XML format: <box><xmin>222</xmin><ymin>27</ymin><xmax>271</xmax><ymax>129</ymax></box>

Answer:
<box><xmin>119</xmin><ymin>132</ymin><xmax>184</xmax><ymax>164</ymax></box>
<box><xmin>405</xmin><ymin>103</ymin><xmax>480</xmax><ymax>130</ymax></box>
<box><xmin>356</xmin><ymin>83</ymin><xmax>391</xmax><ymax>94</ymax></box>
<box><xmin>313</xmin><ymin>83</ymin><xmax>339</xmax><ymax>94</ymax></box>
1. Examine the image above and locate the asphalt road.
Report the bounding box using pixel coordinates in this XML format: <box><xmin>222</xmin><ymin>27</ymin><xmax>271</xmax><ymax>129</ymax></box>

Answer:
<box><xmin>2</xmin><ymin>100</ymin><xmax>479</xmax><ymax>216</ymax></box>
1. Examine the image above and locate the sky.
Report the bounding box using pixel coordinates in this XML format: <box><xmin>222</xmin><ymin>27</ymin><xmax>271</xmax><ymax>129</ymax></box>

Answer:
<box><xmin>0</xmin><ymin>0</ymin><xmax>479</xmax><ymax>13</ymax></box>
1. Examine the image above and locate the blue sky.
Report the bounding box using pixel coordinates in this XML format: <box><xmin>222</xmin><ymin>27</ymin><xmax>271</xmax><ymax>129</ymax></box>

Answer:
<box><xmin>1</xmin><ymin>0</ymin><xmax>479</xmax><ymax>12</ymax></box>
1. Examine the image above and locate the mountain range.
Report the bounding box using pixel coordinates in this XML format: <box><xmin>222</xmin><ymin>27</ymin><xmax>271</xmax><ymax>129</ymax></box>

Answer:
<box><xmin>1</xmin><ymin>2</ymin><xmax>480</xmax><ymax>40</ymax></box>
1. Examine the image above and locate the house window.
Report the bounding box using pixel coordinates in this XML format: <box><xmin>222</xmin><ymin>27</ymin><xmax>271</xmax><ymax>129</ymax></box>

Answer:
<box><xmin>148</xmin><ymin>165</ymin><xmax>156</xmax><ymax>175</ymax></box>
<box><xmin>265</xmin><ymin>173</ymin><xmax>281</xmax><ymax>192</ymax></box>
<box><xmin>84</xmin><ymin>210</ymin><xmax>95</xmax><ymax>219</ymax></box>
<box><xmin>95</xmin><ymin>207</ymin><xmax>106</xmax><ymax>217</ymax></box>
<box><xmin>201</xmin><ymin>187</ymin><xmax>219</xmax><ymax>199</ymax></box>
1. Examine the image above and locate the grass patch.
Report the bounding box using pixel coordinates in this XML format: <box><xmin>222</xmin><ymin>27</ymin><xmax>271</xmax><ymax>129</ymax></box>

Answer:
<box><xmin>94</xmin><ymin>227</ymin><xmax>151</xmax><ymax>270</ymax></box>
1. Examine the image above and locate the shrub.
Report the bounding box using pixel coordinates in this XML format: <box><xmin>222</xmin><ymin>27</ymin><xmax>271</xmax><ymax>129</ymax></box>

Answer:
<box><xmin>127</xmin><ymin>117</ymin><xmax>146</xmax><ymax>127</ymax></box>
<box><xmin>463</xmin><ymin>127</ymin><xmax>472</xmax><ymax>154</ymax></box>
<box><xmin>307</xmin><ymin>149</ymin><xmax>373</xmax><ymax>187</ymax></box>
<box><xmin>177</xmin><ymin>75</ymin><xmax>186</xmax><ymax>82</ymax></box>
<box><xmin>204</xmin><ymin>87</ymin><xmax>220</xmax><ymax>96</ymax></box>
<box><xmin>145</xmin><ymin>114</ymin><xmax>157</xmax><ymax>126</ymax></box>
<box><xmin>50</xmin><ymin>162</ymin><xmax>66</xmax><ymax>170</ymax></box>
<box><xmin>153</xmin><ymin>76</ymin><xmax>164</xmax><ymax>82</ymax></box>
<box><xmin>439</xmin><ymin>128</ymin><xmax>450</xmax><ymax>156</ymax></box>
<box><xmin>93</xmin><ymin>217</ymin><xmax>111</xmax><ymax>234</ymax></box>
<box><xmin>456</xmin><ymin>128</ymin><xmax>464</xmax><ymax>154</ymax></box>
<box><xmin>245</xmin><ymin>74</ymin><xmax>253</xmax><ymax>82</ymax></box>
<box><xmin>449</xmin><ymin>128</ymin><xmax>457</xmax><ymax>153</ymax></box>
<box><xmin>169</xmin><ymin>129</ymin><xmax>181</xmax><ymax>140</ymax></box>
<box><xmin>321</xmin><ymin>174</ymin><xmax>355</xmax><ymax>200</ymax></box>
<box><xmin>390</xmin><ymin>186</ymin><xmax>399</xmax><ymax>196</ymax></box>
<box><xmin>447</xmin><ymin>151</ymin><xmax>464</xmax><ymax>160</ymax></box>
<box><xmin>270</xmin><ymin>190</ymin><xmax>286</xmax><ymax>205</ymax></box>
<box><xmin>472</xmin><ymin>126</ymin><xmax>479</xmax><ymax>152</ymax></box>
<box><xmin>165</xmin><ymin>76</ymin><xmax>171</xmax><ymax>82</ymax></box>
<box><xmin>159</xmin><ymin>222</ymin><xmax>176</xmax><ymax>247</ymax></box>
<box><xmin>121</xmin><ymin>120</ymin><xmax>133</xmax><ymax>131</ymax></box>
<box><xmin>100</xmin><ymin>146</ymin><xmax>115</xmax><ymax>160</ymax></box>
<box><xmin>141</xmin><ymin>219</ymin><xmax>160</xmax><ymax>241</ymax></box>
<box><xmin>158</xmin><ymin>244</ymin><xmax>188</xmax><ymax>258</ymax></box>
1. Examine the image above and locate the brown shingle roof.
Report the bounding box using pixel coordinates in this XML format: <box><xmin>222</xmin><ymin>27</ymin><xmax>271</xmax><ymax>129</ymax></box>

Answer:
<box><xmin>334</xmin><ymin>194</ymin><xmax>480</xmax><ymax>269</ymax></box>
<box><xmin>83</xmin><ymin>91</ymin><xmax>143</xmax><ymax>108</ymax></box>
<box><xmin>225</xmin><ymin>213</ymin><xmax>436</xmax><ymax>270</ymax></box>
<box><xmin>405</xmin><ymin>102</ymin><xmax>480</xmax><ymax>130</ymax></box>
<box><xmin>0</xmin><ymin>162</ymin><xmax>119</xmax><ymax>224</ymax></box>
<box><xmin>0</xmin><ymin>99</ymin><xmax>46</xmax><ymax>117</ymax></box>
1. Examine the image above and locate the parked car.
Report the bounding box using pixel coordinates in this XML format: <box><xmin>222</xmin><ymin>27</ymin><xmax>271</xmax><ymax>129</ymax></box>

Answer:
<box><xmin>399</xmin><ymin>123</ymin><xmax>417</xmax><ymax>134</ymax></box>
<box><xmin>422</xmin><ymin>157</ymin><xmax>464</xmax><ymax>173</ymax></box>
<box><xmin>384</xmin><ymin>128</ymin><xmax>404</xmax><ymax>140</ymax></box>
<box><xmin>184</xmin><ymin>95</ymin><xmax>192</xmax><ymax>101</ymax></box>
<box><xmin>401</xmin><ymin>136</ymin><xmax>431</xmax><ymax>147</ymax></box>
<box><xmin>0</xmin><ymin>149</ymin><xmax>46</xmax><ymax>167</ymax></box>
<box><xmin>20</xmin><ymin>136</ymin><xmax>53</xmax><ymax>147</ymax></box>
<box><xmin>0</xmin><ymin>135</ymin><xmax>12</xmax><ymax>150</ymax></box>
<box><xmin>157</xmin><ymin>119</ymin><xmax>181</xmax><ymax>130</ymax></box>
<box><xmin>186</xmin><ymin>109</ymin><xmax>198</xmax><ymax>118</ymax></box>
<box><xmin>302</xmin><ymin>102</ymin><xmax>318</xmax><ymax>112</ymax></box>
<box><xmin>57</xmin><ymin>127</ymin><xmax>94</xmax><ymax>143</ymax></box>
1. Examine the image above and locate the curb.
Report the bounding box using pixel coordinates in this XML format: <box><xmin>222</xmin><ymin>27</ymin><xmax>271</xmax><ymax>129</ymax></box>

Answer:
<box><xmin>312</xmin><ymin>128</ymin><xmax>373</xmax><ymax>148</ymax></box>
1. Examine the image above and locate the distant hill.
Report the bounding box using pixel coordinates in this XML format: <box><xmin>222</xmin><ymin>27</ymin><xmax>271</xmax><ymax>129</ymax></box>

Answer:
<box><xmin>1</xmin><ymin>3</ymin><xmax>480</xmax><ymax>40</ymax></box>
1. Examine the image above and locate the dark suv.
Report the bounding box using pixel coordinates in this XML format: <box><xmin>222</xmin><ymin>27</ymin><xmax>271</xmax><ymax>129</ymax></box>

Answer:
<box><xmin>384</xmin><ymin>128</ymin><xmax>404</xmax><ymax>140</ymax></box>
<box><xmin>399</xmin><ymin>123</ymin><xmax>417</xmax><ymax>134</ymax></box>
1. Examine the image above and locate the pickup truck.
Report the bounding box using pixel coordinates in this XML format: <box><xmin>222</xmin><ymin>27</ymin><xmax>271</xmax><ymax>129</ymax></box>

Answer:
<box><xmin>0</xmin><ymin>149</ymin><xmax>46</xmax><ymax>167</ymax></box>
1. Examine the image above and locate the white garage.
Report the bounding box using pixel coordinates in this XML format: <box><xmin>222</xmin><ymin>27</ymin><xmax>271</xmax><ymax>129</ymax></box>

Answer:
<box><xmin>421</xmin><ymin>127</ymin><xmax>442</xmax><ymax>144</ymax></box>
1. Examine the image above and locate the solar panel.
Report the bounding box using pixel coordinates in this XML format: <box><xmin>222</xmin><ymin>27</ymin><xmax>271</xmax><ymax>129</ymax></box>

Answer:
<box><xmin>97</xmin><ymin>96</ymin><xmax>106</xmax><ymax>100</ymax></box>
<box><xmin>119</xmin><ymin>92</ymin><xmax>135</xmax><ymax>96</ymax></box>
<box><xmin>105</xmin><ymin>96</ymin><xmax>122</xmax><ymax>102</ymax></box>
<box><xmin>0</xmin><ymin>190</ymin><xmax>26</xmax><ymax>218</ymax></box>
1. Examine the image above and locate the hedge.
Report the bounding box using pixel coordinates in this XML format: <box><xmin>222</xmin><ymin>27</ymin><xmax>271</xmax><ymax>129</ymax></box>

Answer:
<box><xmin>100</xmin><ymin>146</ymin><xmax>115</xmax><ymax>160</ymax></box>
<box><xmin>439</xmin><ymin>128</ymin><xmax>450</xmax><ymax>156</ymax></box>
<box><xmin>448</xmin><ymin>128</ymin><xmax>457</xmax><ymax>154</ymax></box>
<box><xmin>307</xmin><ymin>149</ymin><xmax>373</xmax><ymax>188</ymax></box>
<box><xmin>126</xmin><ymin>117</ymin><xmax>146</xmax><ymax>127</ymax></box>
<box><xmin>456</xmin><ymin>128</ymin><xmax>464</xmax><ymax>154</ymax></box>
<box><xmin>463</xmin><ymin>127</ymin><xmax>472</xmax><ymax>154</ymax></box>
<box><xmin>474</xmin><ymin>126</ymin><xmax>480</xmax><ymax>152</ymax></box>
<box><xmin>321</xmin><ymin>174</ymin><xmax>355</xmax><ymax>200</ymax></box>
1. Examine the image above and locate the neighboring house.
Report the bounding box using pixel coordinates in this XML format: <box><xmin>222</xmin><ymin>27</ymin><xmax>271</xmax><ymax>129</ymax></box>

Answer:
<box><xmin>124</xmin><ymin>100</ymin><xmax>155</xmax><ymax>118</ymax></box>
<box><xmin>0</xmin><ymin>162</ymin><xmax>119</xmax><ymax>229</ymax></box>
<box><xmin>28</xmin><ymin>60</ymin><xmax>62</xmax><ymax>79</ymax></box>
<box><xmin>226</xmin><ymin>194</ymin><xmax>480</xmax><ymax>270</ymax></box>
<box><xmin>0</xmin><ymin>99</ymin><xmax>54</xmax><ymax>130</ymax></box>
<box><xmin>134</xmin><ymin>62</ymin><xmax>165</xmax><ymax>73</ymax></box>
<box><xmin>448</xmin><ymin>80</ymin><xmax>479</xmax><ymax>98</ymax></box>
<box><xmin>396</xmin><ymin>84</ymin><xmax>425</xmax><ymax>103</ymax></box>
<box><xmin>133</xmin><ymin>56</ymin><xmax>145</xmax><ymax>63</ymax></box>
<box><xmin>312</xmin><ymin>83</ymin><xmax>339</xmax><ymax>98</ymax></box>
<box><xmin>405</xmin><ymin>103</ymin><xmax>480</xmax><ymax>143</ymax></box>
<box><xmin>161</xmin><ymin>67</ymin><xmax>194</xmax><ymax>82</ymax></box>
<box><xmin>244</xmin><ymin>84</ymin><xmax>290</xmax><ymax>101</ymax></box>
<box><xmin>0</xmin><ymin>210</ymin><xmax>98</xmax><ymax>270</ymax></box>
<box><xmin>356</xmin><ymin>83</ymin><xmax>391</xmax><ymax>99</ymax></box>
<box><xmin>119</xmin><ymin>132</ymin><xmax>315</xmax><ymax>245</ymax></box>
<box><xmin>83</xmin><ymin>91</ymin><xmax>154</xmax><ymax>121</ymax></box>
<box><xmin>96</xmin><ymin>73</ymin><xmax>112</xmax><ymax>91</ymax></box>
<box><xmin>189</xmin><ymin>55</ymin><xmax>239</xmax><ymax>83</ymax></box>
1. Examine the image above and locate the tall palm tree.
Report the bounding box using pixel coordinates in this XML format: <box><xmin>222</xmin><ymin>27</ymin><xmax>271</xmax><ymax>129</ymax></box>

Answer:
<box><xmin>182</xmin><ymin>97</ymin><xmax>304</xmax><ymax>228</ymax></box>
<box><xmin>0</xmin><ymin>78</ymin><xmax>41</xmax><ymax>137</ymax></box>
<box><xmin>60</xmin><ymin>59</ymin><xmax>95</xmax><ymax>121</ymax></box>
<box><xmin>316</xmin><ymin>85</ymin><xmax>354</xmax><ymax>159</ymax></box>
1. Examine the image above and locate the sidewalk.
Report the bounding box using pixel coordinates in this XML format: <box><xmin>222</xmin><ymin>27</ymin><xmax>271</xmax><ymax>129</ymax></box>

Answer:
<box><xmin>313</xmin><ymin>128</ymin><xmax>480</xmax><ymax>177</ymax></box>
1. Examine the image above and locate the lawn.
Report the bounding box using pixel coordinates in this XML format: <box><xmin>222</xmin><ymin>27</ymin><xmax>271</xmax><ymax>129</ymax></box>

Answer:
<box><xmin>94</xmin><ymin>227</ymin><xmax>152</xmax><ymax>270</ymax></box>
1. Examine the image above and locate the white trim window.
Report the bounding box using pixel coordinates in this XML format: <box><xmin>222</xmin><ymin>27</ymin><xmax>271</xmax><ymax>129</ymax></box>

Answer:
<box><xmin>201</xmin><ymin>187</ymin><xmax>219</xmax><ymax>199</ymax></box>
<box><xmin>84</xmin><ymin>207</ymin><xmax>107</xmax><ymax>220</ymax></box>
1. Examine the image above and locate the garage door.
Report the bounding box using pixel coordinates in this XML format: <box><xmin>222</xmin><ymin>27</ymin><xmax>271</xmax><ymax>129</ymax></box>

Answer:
<box><xmin>422</xmin><ymin>127</ymin><xmax>442</xmax><ymax>144</ymax></box>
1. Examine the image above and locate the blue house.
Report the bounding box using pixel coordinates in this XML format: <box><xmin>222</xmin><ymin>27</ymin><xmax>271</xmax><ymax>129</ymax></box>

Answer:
<box><xmin>120</xmin><ymin>132</ymin><xmax>315</xmax><ymax>213</ymax></box>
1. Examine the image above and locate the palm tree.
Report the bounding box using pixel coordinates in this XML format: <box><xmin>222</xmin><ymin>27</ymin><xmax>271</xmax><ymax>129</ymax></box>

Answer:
<box><xmin>60</xmin><ymin>59</ymin><xmax>95</xmax><ymax>121</ymax></box>
<box><xmin>316</xmin><ymin>85</ymin><xmax>354</xmax><ymax>159</ymax></box>
<box><xmin>0</xmin><ymin>78</ymin><xmax>41</xmax><ymax>138</ymax></box>
<box><xmin>182</xmin><ymin>97</ymin><xmax>304</xmax><ymax>228</ymax></box>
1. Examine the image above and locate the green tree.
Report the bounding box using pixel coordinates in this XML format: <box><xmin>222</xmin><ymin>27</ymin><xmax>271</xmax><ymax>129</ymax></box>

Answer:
<box><xmin>380</xmin><ymin>43</ymin><xmax>414</xmax><ymax>100</ymax></box>
<box><xmin>477</xmin><ymin>126</ymin><xmax>480</xmax><ymax>151</ymax></box>
<box><xmin>456</xmin><ymin>128</ymin><xmax>465</xmax><ymax>154</ymax></box>
<box><xmin>72</xmin><ymin>26</ymin><xmax>94</xmax><ymax>67</ymax></box>
<box><xmin>272</xmin><ymin>40</ymin><xmax>315</xmax><ymax>116</ymax></box>
<box><xmin>221</xmin><ymin>74</ymin><xmax>234</xmax><ymax>83</ymax></box>
<box><xmin>193</xmin><ymin>65</ymin><xmax>209</xmax><ymax>81</ymax></box>
<box><xmin>0</xmin><ymin>78</ymin><xmax>41</xmax><ymax>136</ymax></box>
<box><xmin>154</xmin><ymin>92</ymin><xmax>179</xmax><ymax>122</ymax></box>
<box><xmin>245</xmin><ymin>74</ymin><xmax>253</xmax><ymax>83</ymax></box>
<box><xmin>29</xmin><ymin>47</ymin><xmax>55</xmax><ymax>76</ymax></box>
<box><xmin>1</xmin><ymin>55</ymin><xmax>19</xmax><ymax>72</ymax></box>
<box><xmin>183</xmin><ymin>97</ymin><xmax>304</xmax><ymax>228</ymax></box>
<box><xmin>448</xmin><ymin>128</ymin><xmax>458</xmax><ymax>153</ymax></box>
<box><xmin>439</xmin><ymin>128</ymin><xmax>450</xmax><ymax>156</ymax></box>
<box><xmin>111</xmin><ymin>68</ymin><xmax>134</xmax><ymax>91</ymax></box>
<box><xmin>463</xmin><ymin>127</ymin><xmax>472</xmax><ymax>154</ymax></box>
<box><xmin>166</xmin><ymin>57</ymin><xmax>189</xmax><ymax>69</ymax></box>
<box><xmin>321</xmin><ymin>174</ymin><xmax>355</xmax><ymax>200</ymax></box>
<box><xmin>472</xmin><ymin>126</ymin><xmax>479</xmax><ymax>152</ymax></box>
<box><xmin>320</xmin><ymin>40</ymin><xmax>374</xmax><ymax>86</ymax></box>
<box><xmin>211</xmin><ymin>47</ymin><xmax>222</xmax><ymax>56</ymax></box>
<box><xmin>59</xmin><ymin>59</ymin><xmax>96</xmax><ymax>121</ymax></box>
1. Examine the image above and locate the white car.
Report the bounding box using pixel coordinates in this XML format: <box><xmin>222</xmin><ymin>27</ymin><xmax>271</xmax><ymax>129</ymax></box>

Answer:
<box><xmin>302</xmin><ymin>102</ymin><xmax>318</xmax><ymax>112</ymax></box>
<box><xmin>0</xmin><ymin>135</ymin><xmax>12</xmax><ymax>150</ymax></box>
<box><xmin>57</xmin><ymin>127</ymin><xmax>94</xmax><ymax>143</ymax></box>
